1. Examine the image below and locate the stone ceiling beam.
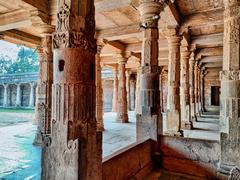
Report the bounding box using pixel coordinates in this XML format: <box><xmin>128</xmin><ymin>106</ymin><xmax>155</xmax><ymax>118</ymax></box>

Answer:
<box><xmin>199</xmin><ymin>56</ymin><xmax>222</xmax><ymax>64</ymax></box>
<box><xmin>95</xmin><ymin>0</ymin><xmax>133</xmax><ymax>12</ymax></box>
<box><xmin>195</xmin><ymin>47</ymin><xmax>223</xmax><ymax>60</ymax></box>
<box><xmin>191</xmin><ymin>33</ymin><xmax>223</xmax><ymax>48</ymax></box>
<box><xmin>1</xmin><ymin>29</ymin><xmax>41</xmax><ymax>47</ymax></box>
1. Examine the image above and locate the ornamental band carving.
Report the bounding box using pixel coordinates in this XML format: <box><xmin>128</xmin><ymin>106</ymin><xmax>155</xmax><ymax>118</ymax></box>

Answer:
<box><xmin>220</xmin><ymin>71</ymin><xmax>240</xmax><ymax>80</ymax></box>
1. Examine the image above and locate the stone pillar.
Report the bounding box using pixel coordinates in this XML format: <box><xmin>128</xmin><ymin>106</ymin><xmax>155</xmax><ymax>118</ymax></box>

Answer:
<box><xmin>135</xmin><ymin>63</ymin><xmax>141</xmax><ymax>114</ymax></box>
<box><xmin>29</xmin><ymin>83</ymin><xmax>35</xmax><ymax>107</ymax></box>
<box><xmin>197</xmin><ymin>67</ymin><xmax>202</xmax><ymax>113</ymax></box>
<box><xmin>194</xmin><ymin>62</ymin><xmax>199</xmax><ymax>116</ymax></box>
<box><xmin>137</xmin><ymin>0</ymin><xmax>163</xmax><ymax>140</ymax></box>
<box><xmin>112</xmin><ymin>64</ymin><xmax>118</xmax><ymax>112</ymax></box>
<box><xmin>200</xmin><ymin>69</ymin><xmax>205</xmax><ymax>112</ymax></box>
<box><xmin>16</xmin><ymin>83</ymin><xmax>21</xmax><ymax>107</ymax></box>
<box><xmin>41</xmin><ymin>1</ymin><xmax>101</xmax><ymax>179</ymax></box>
<box><xmin>165</xmin><ymin>28</ymin><xmax>182</xmax><ymax>136</ymax></box>
<box><xmin>116</xmin><ymin>53</ymin><xmax>129</xmax><ymax>123</ymax></box>
<box><xmin>180</xmin><ymin>44</ymin><xmax>191</xmax><ymax>129</ymax></box>
<box><xmin>96</xmin><ymin>41</ymin><xmax>105</xmax><ymax>131</ymax></box>
<box><xmin>218</xmin><ymin>0</ymin><xmax>240</xmax><ymax>175</ymax></box>
<box><xmin>3</xmin><ymin>84</ymin><xmax>8</xmax><ymax>107</ymax></box>
<box><xmin>126</xmin><ymin>70</ymin><xmax>131</xmax><ymax>110</ymax></box>
<box><xmin>130</xmin><ymin>77</ymin><xmax>136</xmax><ymax>110</ymax></box>
<box><xmin>34</xmin><ymin>34</ymin><xmax>53</xmax><ymax>145</ymax></box>
<box><xmin>189</xmin><ymin>52</ymin><xmax>196</xmax><ymax>121</ymax></box>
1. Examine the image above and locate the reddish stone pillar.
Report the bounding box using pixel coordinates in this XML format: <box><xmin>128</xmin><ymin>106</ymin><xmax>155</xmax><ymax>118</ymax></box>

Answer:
<box><xmin>34</xmin><ymin>34</ymin><xmax>53</xmax><ymax>145</ymax></box>
<box><xmin>116</xmin><ymin>53</ymin><xmax>128</xmax><ymax>123</ymax></box>
<box><xmin>194</xmin><ymin>62</ymin><xmax>199</xmax><ymax>116</ymax></box>
<box><xmin>165</xmin><ymin>28</ymin><xmax>182</xmax><ymax>136</ymax></box>
<box><xmin>42</xmin><ymin>1</ymin><xmax>101</xmax><ymax>179</ymax></box>
<box><xmin>96</xmin><ymin>41</ymin><xmax>106</xmax><ymax>131</ymax></box>
<box><xmin>137</xmin><ymin>0</ymin><xmax>163</xmax><ymax>140</ymax></box>
<box><xmin>112</xmin><ymin>64</ymin><xmax>118</xmax><ymax>112</ymax></box>
<box><xmin>180</xmin><ymin>44</ymin><xmax>191</xmax><ymax>129</ymax></box>
<box><xmin>189</xmin><ymin>52</ymin><xmax>196</xmax><ymax>121</ymax></box>
<box><xmin>218</xmin><ymin>0</ymin><xmax>240</xmax><ymax>174</ymax></box>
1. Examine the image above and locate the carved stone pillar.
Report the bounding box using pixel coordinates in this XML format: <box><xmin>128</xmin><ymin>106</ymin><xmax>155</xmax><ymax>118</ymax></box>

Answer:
<box><xmin>180</xmin><ymin>44</ymin><xmax>191</xmax><ymax>130</ymax></box>
<box><xmin>16</xmin><ymin>83</ymin><xmax>21</xmax><ymax>107</ymax></box>
<box><xmin>29</xmin><ymin>82</ymin><xmax>35</xmax><ymax>107</ymax></box>
<box><xmin>116</xmin><ymin>53</ymin><xmax>129</xmax><ymax>123</ymax></box>
<box><xmin>112</xmin><ymin>64</ymin><xmax>118</xmax><ymax>112</ymax></box>
<box><xmin>165</xmin><ymin>28</ymin><xmax>182</xmax><ymax>136</ymax></box>
<box><xmin>135</xmin><ymin>63</ymin><xmax>141</xmax><ymax>114</ymax></box>
<box><xmin>218</xmin><ymin>0</ymin><xmax>240</xmax><ymax>175</ymax></box>
<box><xmin>194</xmin><ymin>62</ymin><xmax>199</xmax><ymax>116</ymax></box>
<box><xmin>200</xmin><ymin>69</ymin><xmax>205</xmax><ymax>112</ymax></box>
<box><xmin>137</xmin><ymin>0</ymin><xmax>163</xmax><ymax>140</ymax></box>
<box><xmin>189</xmin><ymin>52</ymin><xmax>196</xmax><ymax>121</ymax></box>
<box><xmin>197</xmin><ymin>67</ymin><xmax>202</xmax><ymax>113</ymax></box>
<box><xmin>130</xmin><ymin>77</ymin><xmax>136</xmax><ymax>110</ymax></box>
<box><xmin>41</xmin><ymin>1</ymin><xmax>101</xmax><ymax>179</ymax></box>
<box><xmin>96</xmin><ymin>41</ymin><xmax>105</xmax><ymax>131</ymax></box>
<box><xmin>34</xmin><ymin>34</ymin><xmax>53</xmax><ymax>145</ymax></box>
<box><xmin>126</xmin><ymin>70</ymin><xmax>131</xmax><ymax>110</ymax></box>
<box><xmin>3</xmin><ymin>84</ymin><xmax>8</xmax><ymax>107</ymax></box>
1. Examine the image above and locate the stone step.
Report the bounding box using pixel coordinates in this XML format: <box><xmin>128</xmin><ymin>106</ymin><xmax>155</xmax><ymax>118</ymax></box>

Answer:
<box><xmin>196</xmin><ymin>117</ymin><xmax>219</xmax><ymax>124</ymax></box>
<box><xmin>193</xmin><ymin>121</ymin><xmax>220</xmax><ymax>131</ymax></box>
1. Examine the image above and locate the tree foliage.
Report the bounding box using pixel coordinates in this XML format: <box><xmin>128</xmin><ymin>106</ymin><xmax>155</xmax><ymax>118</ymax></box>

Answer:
<box><xmin>0</xmin><ymin>47</ymin><xmax>38</xmax><ymax>74</ymax></box>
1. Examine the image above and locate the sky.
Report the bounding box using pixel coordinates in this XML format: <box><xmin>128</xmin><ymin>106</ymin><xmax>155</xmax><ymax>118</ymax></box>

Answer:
<box><xmin>0</xmin><ymin>40</ymin><xmax>20</xmax><ymax>60</ymax></box>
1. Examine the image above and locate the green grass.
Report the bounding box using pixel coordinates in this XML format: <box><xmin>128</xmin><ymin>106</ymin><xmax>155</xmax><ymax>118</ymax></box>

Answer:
<box><xmin>0</xmin><ymin>108</ymin><xmax>35</xmax><ymax>113</ymax></box>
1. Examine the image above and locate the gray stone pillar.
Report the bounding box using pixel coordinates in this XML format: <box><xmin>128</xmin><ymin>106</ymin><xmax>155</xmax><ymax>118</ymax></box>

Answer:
<box><xmin>218</xmin><ymin>0</ymin><xmax>240</xmax><ymax>175</ymax></box>
<box><xmin>180</xmin><ymin>44</ymin><xmax>191</xmax><ymax>130</ymax></box>
<box><xmin>3</xmin><ymin>84</ymin><xmax>8</xmax><ymax>107</ymax></box>
<box><xmin>29</xmin><ymin>83</ymin><xmax>35</xmax><ymax>107</ymax></box>
<box><xmin>126</xmin><ymin>70</ymin><xmax>131</xmax><ymax>111</ymax></box>
<box><xmin>194</xmin><ymin>62</ymin><xmax>199</xmax><ymax>116</ymax></box>
<box><xmin>135</xmin><ymin>64</ymin><xmax>141</xmax><ymax>114</ymax></box>
<box><xmin>16</xmin><ymin>83</ymin><xmax>21</xmax><ymax>107</ymax></box>
<box><xmin>137</xmin><ymin>0</ymin><xmax>163</xmax><ymax>140</ymax></box>
<box><xmin>189</xmin><ymin>52</ymin><xmax>196</xmax><ymax>121</ymax></box>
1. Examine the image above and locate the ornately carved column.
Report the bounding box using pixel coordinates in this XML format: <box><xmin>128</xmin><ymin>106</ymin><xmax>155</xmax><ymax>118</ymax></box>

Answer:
<box><xmin>218</xmin><ymin>0</ymin><xmax>240</xmax><ymax>175</ymax></box>
<box><xmin>166</xmin><ymin>28</ymin><xmax>182</xmax><ymax>136</ymax></box>
<box><xmin>116</xmin><ymin>53</ymin><xmax>128</xmax><ymax>123</ymax></box>
<box><xmin>41</xmin><ymin>1</ymin><xmax>101</xmax><ymax>179</ymax></box>
<box><xmin>180</xmin><ymin>44</ymin><xmax>191</xmax><ymax>129</ymax></box>
<box><xmin>96</xmin><ymin>41</ymin><xmax>105</xmax><ymax>131</ymax></box>
<box><xmin>112</xmin><ymin>64</ymin><xmax>118</xmax><ymax>112</ymax></box>
<box><xmin>194</xmin><ymin>62</ymin><xmax>199</xmax><ymax>116</ymax></box>
<box><xmin>16</xmin><ymin>83</ymin><xmax>21</xmax><ymax>107</ymax></box>
<box><xmin>189</xmin><ymin>52</ymin><xmax>196</xmax><ymax>121</ymax></box>
<box><xmin>3</xmin><ymin>84</ymin><xmax>8</xmax><ymax>107</ymax></box>
<box><xmin>34</xmin><ymin>34</ymin><xmax>53</xmax><ymax>145</ymax></box>
<box><xmin>137</xmin><ymin>0</ymin><xmax>163</xmax><ymax>140</ymax></box>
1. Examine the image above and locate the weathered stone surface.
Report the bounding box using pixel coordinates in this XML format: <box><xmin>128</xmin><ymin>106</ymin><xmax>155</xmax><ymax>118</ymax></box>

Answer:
<box><xmin>102</xmin><ymin>140</ymin><xmax>152</xmax><ymax>180</ymax></box>
<box><xmin>160</xmin><ymin>136</ymin><xmax>220</xmax><ymax>178</ymax></box>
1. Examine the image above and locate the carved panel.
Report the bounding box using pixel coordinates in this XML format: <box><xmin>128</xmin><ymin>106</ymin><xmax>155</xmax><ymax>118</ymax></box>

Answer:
<box><xmin>220</xmin><ymin>71</ymin><xmax>240</xmax><ymax>80</ymax></box>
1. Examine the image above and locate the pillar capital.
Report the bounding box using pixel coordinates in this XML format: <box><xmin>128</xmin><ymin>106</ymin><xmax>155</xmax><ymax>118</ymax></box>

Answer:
<box><xmin>52</xmin><ymin>1</ymin><xmax>96</xmax><ymax>53</ymax></box>
<box><xmin>115</xmin><ymin>52</ymin><xmax>129</xmax><ymax>64</ymax></box>
<box><xmin>96</xmin><ymin>39</ymin><xmax>108</xmax><ymax>55</ymax></box>
<box><xmin>139</xmin><ymin>0</ymin><xmax>164</xmax><ymax>29</ymax></box>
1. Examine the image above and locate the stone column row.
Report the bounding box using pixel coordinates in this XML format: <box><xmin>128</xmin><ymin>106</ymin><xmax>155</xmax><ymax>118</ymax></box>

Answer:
<box><xmin>0</xmin><ymin>83</ymin><xmax>36</xmax><ymax>107</ymax></box>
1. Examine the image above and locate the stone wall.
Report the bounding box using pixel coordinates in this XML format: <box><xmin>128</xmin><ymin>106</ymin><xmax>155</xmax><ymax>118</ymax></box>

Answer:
<box><xmin>160</xmin><ymin>136</ymin><xmax>220</xmax><ymax>179</ymax></box>
<box><xmin>204</xmin><ymin>69</ymin><xmax>220</xmax><ymax>112</ymax></box>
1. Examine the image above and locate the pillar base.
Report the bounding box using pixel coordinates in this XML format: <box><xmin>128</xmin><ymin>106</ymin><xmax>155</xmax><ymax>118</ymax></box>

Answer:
<box><xmin>163</xmin><ymin>130</ymin><xmax>183</xmax><ymax>137</ymax></box>
<box><xmin>116</xmin><ymin>113</ymin><xmax>128</xmax><ymax>123</ymax></box>
<box><xmin>181</xmin><ymin>121</ymin><xmax>193</xmax><ymax>130</ymax></box>
<box><xmin>136</xmin><ymin>114</ymin><xmax>158</xmax><ymax>141</ymax></box>
<box><xmin>33</xmin><ymin>129</ymin><xmax>43</xmax><ymax>146</ymax></box>
<box><xmin>165</xmin><ymin>110</ymin><xmax>183</xmax><ymax>136</ymax></box>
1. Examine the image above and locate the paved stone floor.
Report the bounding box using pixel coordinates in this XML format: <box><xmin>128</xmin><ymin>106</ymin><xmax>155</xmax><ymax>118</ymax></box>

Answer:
<box><xmin>0</xmin><ymin>110</ymin><xmax>136</xmax><ymax>179</ymax></box>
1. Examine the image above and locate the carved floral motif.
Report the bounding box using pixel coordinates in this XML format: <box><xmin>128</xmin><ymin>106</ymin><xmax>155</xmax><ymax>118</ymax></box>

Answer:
<box><xmin>220</xmin><ymin>70</ymin><xmax>240</xmax><ymax>80</ymax></box>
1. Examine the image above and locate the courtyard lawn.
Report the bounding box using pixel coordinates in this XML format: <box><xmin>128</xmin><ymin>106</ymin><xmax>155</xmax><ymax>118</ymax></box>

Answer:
<box><xmin>0</xmin><ymin>107</ymin><xmax>35</xmax><ymax>113</ymax></box>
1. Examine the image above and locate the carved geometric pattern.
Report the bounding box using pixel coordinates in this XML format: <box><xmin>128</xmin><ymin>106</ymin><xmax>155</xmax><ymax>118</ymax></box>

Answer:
<box><xmin>229</xmin><ymin>167</ymin><xmax>240</xmax><ymax>180</ymax></box>
<box><xmin>220</xmin><ymin>71</ymin><xmax>240</xmax><ymax>80</ymax></box>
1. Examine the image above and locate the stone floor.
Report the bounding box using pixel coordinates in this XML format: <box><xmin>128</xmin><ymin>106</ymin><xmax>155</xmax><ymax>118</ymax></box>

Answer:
<box><xmin>0</xmin><ymin>110</ymin><xmax>137</xmax><ymax>179</ymax></box>
<box><xmin>103</xmin><ymin>111</ymin><xmax>136</xmax><ymax>158</ymax></box>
